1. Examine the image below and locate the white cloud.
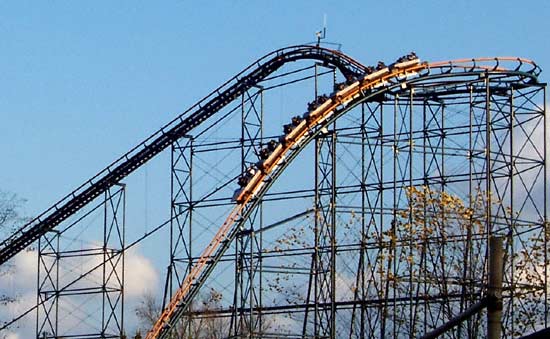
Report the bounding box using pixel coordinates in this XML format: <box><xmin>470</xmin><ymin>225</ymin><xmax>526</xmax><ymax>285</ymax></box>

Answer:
<box><xmin>3</xmin><ymin>331</ymin><xmax>19</xmax><ymax>339</ymax></box>
<box><xmin>124</xmin><ymin>247</ymin><xmax>159</xmax><ymax>298</ymax></box>
<box><xmin>12</xmin><ymin>249</ymin><xmax>37</xmax><ymax>290</ymax></box>
<box><xmin>0</xmin><ymin>292</ymin><xmax>35</xmax><ymax>339</ymax></box>
<box><xmin>0</xmin><ymin>249</ymin><xmax>37</xmax><ymax>297</ymax></box>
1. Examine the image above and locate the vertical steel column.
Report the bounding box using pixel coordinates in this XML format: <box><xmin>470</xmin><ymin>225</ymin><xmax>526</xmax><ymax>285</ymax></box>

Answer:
<box><xmin>101</xmin><ymin>184</ymin><xmax>126</xmax><ymax>338</ymax></box>
<box><xmin>391</xmin><ymin>94</ymin><xmax>398</xmax><ymax>339</ymax></box>
<box><xmin>360</xmin><ymin>102</ymin><xmax>366</xmax><ymax>338</ymax></box>
<box><xmin>314</xmin><ymin>139</ymin><xmax>320</xmax><ymax>338</ymax></box>
<box><xmin>483</xmin><ymin>76</ymin><xmax>494</xmax><ymax>337</ymax></box>
<box><xmin>330</xmin><ymin>130</ymin><xmax>337</xmax><ymax>339</ymax></box>
<box><xmin>36</xmin><ymin>231</ymin><xmax>60</xmax><ymax>339</ymax></box>
<box><xmin>487</xmin><ymin>236</ymin><xmax>504</xmax><ymax>339</ymax></box>
<box><xmin>233</xmin><ymin>85</ymin><xmax>264</xmax><ymax>337</ymax></box>
<box><xmin>379</xmin><ymin>100</ymin><xmax>387</xmax><ymax>339</ymax></box>
<box><xmin>440</xmin><ymin>100</ymin><xmax>452</xmax><ymax>328</ymax></box>
<box><xmin>485</xmin><ymin>75</ymin><xmax>493</xmax><ymax>237</ymax></box>
<box><xmin>465</xmin><ymin>84</ymin><xmax>475</xmax><ymax>337</ymax></box>
<box><xmin>349</xmin><ymin>102</ymin><xmax>367</xmax><ymax>338</ymax></box>
<box><xmin>544</xmin><ymin>86</ymin><xmax>548</xmax><ymax>328</ymax></box>
<box><xmin>420</xmin><ymin>95</ymin><xmax>430</xmax><ymax>337</ymax></box>
<box><xmin>509</xmin><ymin>86</ymin><xmax>516</xmax><ymax>335</ymax></box>
<box><xmin>330</xmin><ymin>71</ymin><xmax>337</xmax><ymax>339</ymax></box>
<box><xmin>408</xmin><ymin>88</ymin><xmax>414</xmax><ymax>338</ymax></box>
<box><xmin>36</xmin><ymin>185</ymin><xmax>125</xmax><ymax>339</ymax></box>
<box><xmin>164</xmin><ymin>136</ymin><xmax>193</xmax><ymax>336</ymax></box>
<box><xmin>310</xmin><ymin>129</ymin><xmax>337</xmax><ymax>338</ymax></box>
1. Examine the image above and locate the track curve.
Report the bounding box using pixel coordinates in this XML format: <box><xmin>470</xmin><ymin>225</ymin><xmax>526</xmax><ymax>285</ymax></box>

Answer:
<box><xmin>0</xmin><ymin>46</ymin><xmax>368</xmax><ymax>266</ymax></box>
<box><xmin>147</xmin><ymin>56</ymin><xmax>541</xmax><ymax>339</ymax></box>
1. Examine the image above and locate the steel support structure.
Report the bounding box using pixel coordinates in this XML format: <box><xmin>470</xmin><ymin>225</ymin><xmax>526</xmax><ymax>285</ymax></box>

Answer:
<box><xmin>230</xmin><ymin>85</ymin><xmax>265</xmax><ymax>337</ymax></box>
<box><xmin>492</xmin><ymin>82</ymin><xmax>548</xmax><ymax>336</ymax></box>
<box><xmin>302</xmin><ymin>129</ymin><xmax>337</xmax><ymax>338</ymax></box>
<box><xmin>164</xmin><ymin>135</ymin><xmax>194</xmax><ymax>336</ymax></box>
<box><xmin>258</xmin><ymin>73</ymin><xmax>544</xmax><ymax>338</ymax></box>
<box><xmin>177</xmin><ymin>64</ymin><xmax>547</xmax><ymax>338</ymax></box>
<box><xmin>348</xmin><ymin>101</ymin><xmax>386</xmax><ymax>338</ymax></box>
<box><xmin>6</xmin><ymin>51</ymin><xmax>543</xmax><ymax>339</ymax></box>
<box><xmin>347</xmin><ymin>77</ymin><xmax>546</xmax><ymax>338</ymax></box>
<box><xmin>36</xmin><ymin>185</ymin><xmax>125</xmax><ymax>339</ymax></box>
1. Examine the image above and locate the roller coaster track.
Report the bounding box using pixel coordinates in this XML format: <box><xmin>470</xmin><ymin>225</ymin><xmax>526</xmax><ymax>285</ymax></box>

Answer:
<box><xmin>0</xmin><ymin>46</ymin><xmax>368</xmax><ymax>266</ymax></box>
<box><xmin>146</xmin><ymin>57</ymin><xmax>541</xmax><ymax>338</ymax></box>
<box><xmin>0</xmin><ymin>42</ymin><xmax>542</xmax><ymax>336</ymax></box>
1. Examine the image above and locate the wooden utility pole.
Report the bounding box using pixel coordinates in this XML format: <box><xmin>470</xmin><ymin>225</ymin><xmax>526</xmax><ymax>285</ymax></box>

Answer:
<box><xmin>487</xmin><ymin>236</ymin><xmax>504</xmax><ymax>339</ymax></box>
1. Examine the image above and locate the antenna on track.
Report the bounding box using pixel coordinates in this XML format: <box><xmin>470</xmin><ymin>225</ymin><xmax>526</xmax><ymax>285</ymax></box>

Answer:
<box><xmin>310</xmin><ymin>14</ymin><xmax>342</xmax><ymax>51</ymax></box>
<box><xmin>315</xmin><ymin>14</ymin><xmax>327</xmax><ymax>47</ymax></box>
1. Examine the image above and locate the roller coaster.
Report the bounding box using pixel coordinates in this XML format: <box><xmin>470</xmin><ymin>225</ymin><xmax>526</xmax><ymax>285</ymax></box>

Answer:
<box><xmin>0</xmin><ymin>45</ymin><xmax>547</xmax><ymax>338</ymax></box>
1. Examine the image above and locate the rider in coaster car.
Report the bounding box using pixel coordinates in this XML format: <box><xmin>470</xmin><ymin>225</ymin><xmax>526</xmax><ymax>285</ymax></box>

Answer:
<box><xmin>238</xmin><ymin>176</ymin><xmax>249</xmax><ymax>187</ymax></box>
<box><xmin>237</xmin><ymin>166</ymin><xmax>257</xmax><ymax>187</ymax></box>
<box><xmin>334</xmin><ymin>82</ymin><xmax>346</xmax><ymax>91</ymax></box>
<box><xmin>259</xmin><ymin>147</ymin><xmax>271</xmax><ymax>160</ymax></box>
<box><xmin>345</xmin><ymin>76</ymin><xmax>357</xmax><ymax>85</ymax></box>
<box><xmin>316</xmin><ymin>94</ymin><xmax>328</xmax><ymax>105</ymax></box>
<box><xmin>267</xmin><ymin>139</ymin><xmax>278</xmax><ymax>151</ymax></box>
<box><xmin>291</xmin><ymin>115</ymin><xmax>303</xmax><ymax>126</ymax></box>
<box><xmin>283</xmin><ymin>123</ymin><xmax>294</xmax><ymax>134</ymax></box>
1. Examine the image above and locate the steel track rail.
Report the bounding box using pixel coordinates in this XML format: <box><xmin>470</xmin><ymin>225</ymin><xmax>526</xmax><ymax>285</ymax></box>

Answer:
<box><xmin>0</xmin><ymin>46</ymin><xmax>367</xmax><ymax>266</ymax></box>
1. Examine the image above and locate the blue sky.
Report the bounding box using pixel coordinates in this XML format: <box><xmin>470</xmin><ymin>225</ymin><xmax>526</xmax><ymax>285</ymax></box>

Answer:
<box><xmin>1</xmin><ymin>1</ymin><xmax>549</xmax><ymax>214</ymax></box>
<box><xmin>1</xmin><ymin>1</ymin><xmax>549</xmax><ymax>336</ymax></box>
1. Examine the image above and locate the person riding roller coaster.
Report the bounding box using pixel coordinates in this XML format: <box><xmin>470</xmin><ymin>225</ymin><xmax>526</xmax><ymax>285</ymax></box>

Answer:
<box><xmin>258</xmin><ymin>138</ymin><xmax>279</xmax><ymax>160</ymax></box>
<box><xmin>395</xmin><ymin>52</ymin><xmax>418</xmax><ymax>63</ymax></box>
<box><xmin>266</xmin><ymin>139</ymin><xmax>278</xmax><ymax>151</ymax></box>
<box><xmin>237</xmin><ymin>166</ymin><xmax>257</xmax><ymax>187</ymax></box>
<box><xmin>376</xmin><ymin>61</ymin><xmax>386</xmax><ymax>71</ymax></box>
<box><xmin>291</xmin><ymin>115</ymin><xmax>303</xmax><ymax>126</ymax></box>
<box><xmin>334</xmin><ymin>82</ymin><xmax>347</xmax><ymax>91</ymax></box>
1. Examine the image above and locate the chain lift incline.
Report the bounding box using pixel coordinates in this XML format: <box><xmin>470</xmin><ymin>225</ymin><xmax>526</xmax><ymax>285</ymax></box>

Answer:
<box><xmin>0</xmin><ymin>46</ymin><xmax>368</xmax><ymax>266</ymax></box>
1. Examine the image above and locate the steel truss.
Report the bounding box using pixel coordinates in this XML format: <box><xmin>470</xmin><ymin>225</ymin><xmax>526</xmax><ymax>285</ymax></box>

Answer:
<box><xmin>231</xmin><ymin>85</ymin><xmax>264</xmax><ymax>337</ymax></box>
<box><xmin>164</xmin><ymin>69</ymin><xmax>546</xmax><ymax>338</ymax></box>
<box><xmin>164</xmin><ymin>136</ymin><xmax>194</xmax><ymax>337</ymax></box>
<box><xmin>37</xmin><ymin>185</ymin><xmax>125</xmax><ymax>339</ymax></box>
<box><xmin>0</xmin><ymin>47</ymin><xmax>545</xmax><ymax>339</ymax></box>
<box><xmin>302</xmin><ymin>129</ymin><xmax>337</xmax><ymax>337</ymax></box>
